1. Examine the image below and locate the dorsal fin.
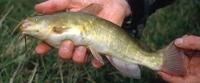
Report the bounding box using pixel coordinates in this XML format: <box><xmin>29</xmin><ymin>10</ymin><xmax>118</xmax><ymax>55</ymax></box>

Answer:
<box><xmin>78</xmin><ymin>3</ymin><xmax>103</xmax><ymax>15</ymax></box>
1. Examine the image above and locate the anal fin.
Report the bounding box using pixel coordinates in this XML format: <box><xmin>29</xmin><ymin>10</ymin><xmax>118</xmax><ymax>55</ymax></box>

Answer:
<box><xmin>106</xmin><ymin>55</ymin><xmax>141</xmax><ymax>79</ymax></box>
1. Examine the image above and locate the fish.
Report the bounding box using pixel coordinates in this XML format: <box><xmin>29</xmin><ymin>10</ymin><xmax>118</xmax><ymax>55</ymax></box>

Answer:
<box><xmin>18</xmin><ymin>3</ymin><xmax>187</xmax><ymax>79</ymax></box>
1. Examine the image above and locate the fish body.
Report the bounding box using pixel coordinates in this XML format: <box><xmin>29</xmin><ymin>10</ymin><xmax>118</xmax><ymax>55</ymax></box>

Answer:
<box><xmin>19</xmin><ymin>4</ymin><xmax>186</xmax><ymax>79</ymax></box>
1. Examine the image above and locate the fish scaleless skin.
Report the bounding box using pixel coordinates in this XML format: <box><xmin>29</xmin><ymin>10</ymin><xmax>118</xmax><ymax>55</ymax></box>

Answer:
<box><xmin>37</xmin><ymin>12</ymin><xmax>164</xmax><ymax>70</ymax></box>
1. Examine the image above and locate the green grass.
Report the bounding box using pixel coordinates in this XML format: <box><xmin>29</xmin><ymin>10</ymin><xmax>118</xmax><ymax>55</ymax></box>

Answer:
<box><xmin>0</xmin><ymin>0</ymin><xmax>199</xmax><ymax>83</ymax></box>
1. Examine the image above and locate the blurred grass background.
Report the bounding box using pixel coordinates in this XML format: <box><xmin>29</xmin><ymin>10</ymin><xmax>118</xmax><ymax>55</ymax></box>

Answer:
<box><xmin>0</xmin><ymin>0</ymin><xmax>199</xmax><ymax>83</ymax></box>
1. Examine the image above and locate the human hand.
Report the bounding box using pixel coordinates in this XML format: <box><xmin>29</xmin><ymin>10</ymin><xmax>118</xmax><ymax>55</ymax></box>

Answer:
<box><xmin>159</xmin><ymin>35</ymin><xmax>200</xmax><ymax>83</ymax></box>
<box><xmin>34</xmin><ymin>0</ymin><xmax>131</xmax><ymax>68</ymax></box>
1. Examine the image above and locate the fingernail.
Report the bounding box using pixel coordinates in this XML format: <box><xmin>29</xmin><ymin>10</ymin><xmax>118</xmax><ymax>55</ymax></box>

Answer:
<box><xmin>77</xmin><ymin>46</ymin><xmax>86</xmax><ymax>53</ymax></box>
<box><xmin>175</xmin><ymin>38</ymin><xmax>183</xmax><ymax>46</ymax></box>
<box><xmin>61</xmin><ymin>41</ymin><xmax>72</xmax><ymax>51</ymax></box>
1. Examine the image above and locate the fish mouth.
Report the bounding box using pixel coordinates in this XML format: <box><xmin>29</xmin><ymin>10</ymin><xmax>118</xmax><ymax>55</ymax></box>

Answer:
<box><xmin>19</xmin><ymin>20</ymin><xmax>32</xmax><ymax>31</ymax></box>
<box><xmin>19</xmin><ymin>26</ymin><xmax>25</xmax><ymax>32</ymax></box>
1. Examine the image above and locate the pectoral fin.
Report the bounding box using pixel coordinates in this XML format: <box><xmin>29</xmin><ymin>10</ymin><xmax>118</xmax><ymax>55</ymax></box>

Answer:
<box><xmin>106</xmin><ymin>56</ymin><xmax>141</xmax><ymax>79</ymax></box>
<box><xmin>78</xmin><ymin>3</ymin><xmax>103</xmax><ymax>15</ymax></box>
<box><xmin>89</xmin><ymin>46</ymin><xmax>104</xmax><ymax>65</ymax></box>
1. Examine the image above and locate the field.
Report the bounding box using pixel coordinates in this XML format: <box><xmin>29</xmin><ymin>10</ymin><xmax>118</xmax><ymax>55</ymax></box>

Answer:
<box><xmin>0</xmin><ymin>0</ymin><xmax>199</xmax><ymax>83</ymax></box>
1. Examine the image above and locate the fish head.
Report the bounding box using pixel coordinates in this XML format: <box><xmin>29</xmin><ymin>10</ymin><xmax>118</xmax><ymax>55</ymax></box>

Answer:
<box><xmin>19</xmin><ymin>16</ymin><xmax>52</xmax><ymax>40</ymax></box>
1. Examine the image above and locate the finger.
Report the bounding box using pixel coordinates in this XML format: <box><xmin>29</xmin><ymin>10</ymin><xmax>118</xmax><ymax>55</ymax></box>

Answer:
<box><xmin>175</xmin><ymin>35</ymin><xmax>200</xmax><ymax>50</ymax></box>
<box><xmin>35</xmin><ymin>42</ymin><xmax>51</xmax><ymax>54</ymax></box>
<box><xmin>72</xmin><ymin>46</ymin><xmax>87</xmax><ymax>65</ymax></box>
<box><xmin>91</xmin><ymin>57</ymin><xmax>103</xmax><ymax>68</ymax></box>
<box><xmin>35</xmin><ymin>0</ymin><xmax>69</xmax><ymax>14</ymax></box>
<box><xmin>35</xmin><ymin>0</ymin><xmax>84</xmax><ymax>14</ymax></box>
<box><xmin>58</xmin><ymin>40</ymin><xmax>74</xmax><ymax>60</ymax></box>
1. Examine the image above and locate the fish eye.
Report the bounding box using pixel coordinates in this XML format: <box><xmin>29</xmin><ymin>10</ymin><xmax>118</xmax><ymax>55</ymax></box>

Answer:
<box><xmin>33</xmin><ymin>17</ymin><xmax>38</xmax><ymax>21</ymax></box>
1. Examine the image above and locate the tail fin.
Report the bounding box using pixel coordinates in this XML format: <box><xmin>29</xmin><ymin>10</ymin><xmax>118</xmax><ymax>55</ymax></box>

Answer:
<box><xmin>160</xmin><ymin>41</ymin><xmax>187</xmax><ymax>75</ymax></box>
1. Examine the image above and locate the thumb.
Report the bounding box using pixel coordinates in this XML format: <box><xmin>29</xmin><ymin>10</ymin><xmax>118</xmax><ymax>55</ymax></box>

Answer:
<box><xmin>175</xmin><ymin>35</ymin><xmax>200</xmax><ymax>50</ymax></box>
<box><xmin>35</xmin><ymin>0</ymin><xmax>70</xmax><ymax>14</ymax></box>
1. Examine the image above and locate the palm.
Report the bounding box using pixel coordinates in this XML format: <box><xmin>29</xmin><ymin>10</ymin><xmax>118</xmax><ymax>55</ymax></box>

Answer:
<box><xmin>70</xmin><ymin>0</ymin><xmax>130</xmax><ymax>26</ymax></box>
<box><xmin>35</xmin><ymin>0</ymin><xmax>130</xmax><ymax>26</ymax></box>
